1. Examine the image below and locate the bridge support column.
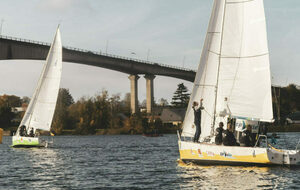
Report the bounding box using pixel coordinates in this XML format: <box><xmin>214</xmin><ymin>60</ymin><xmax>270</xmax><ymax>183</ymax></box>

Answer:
<box><xmin>144</xmin><ymin>74</ymin><xmax>156</xmax><ymax>114</ymax></box>
<box><xmin>128</xmin><ymin>74</ymin><xmax>140</xmax><ymax>114</ymax></box>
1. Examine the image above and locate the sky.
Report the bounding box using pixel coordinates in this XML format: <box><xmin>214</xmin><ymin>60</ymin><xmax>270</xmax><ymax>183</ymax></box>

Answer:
<box><xmin>0</xmin><ymin>0</ymin><xmax>299</xmax><ymax>103</ymax></box>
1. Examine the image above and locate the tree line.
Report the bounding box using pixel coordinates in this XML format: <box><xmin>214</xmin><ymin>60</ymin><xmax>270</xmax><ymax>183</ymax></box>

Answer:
<box><xmin>0</xmin><ymin>84</ymin><xmax>187</xmax><ymax>135</ymax></box>
<box><xmin>0</xmin><ymin>83</ymin><xmax>298</xmax><ymax>134</ymax></box>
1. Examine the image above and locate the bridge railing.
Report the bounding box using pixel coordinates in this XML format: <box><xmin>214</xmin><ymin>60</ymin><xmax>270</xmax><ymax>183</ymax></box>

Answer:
<box><xmin>0</xmin><ymin>35</ymin><xmax>196</xmax><ymax>72</ymax></box>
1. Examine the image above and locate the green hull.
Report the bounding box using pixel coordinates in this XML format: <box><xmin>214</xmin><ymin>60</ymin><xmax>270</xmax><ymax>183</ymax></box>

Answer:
<box><xmin>12</xmin><ymin>136</ymin><xmax>42</xmax><ymax>148</ymax></box>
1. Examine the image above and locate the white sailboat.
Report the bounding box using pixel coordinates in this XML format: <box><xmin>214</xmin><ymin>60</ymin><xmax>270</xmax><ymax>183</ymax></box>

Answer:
<box><xmin>12</xmin><ymin>27</ymin><xmax>62</xmax><ymax>148</ymax></box>
<box><xmin>178</xmin><ymin>0</ymin><xmax>300</xmax><ymax>166</ymax></box>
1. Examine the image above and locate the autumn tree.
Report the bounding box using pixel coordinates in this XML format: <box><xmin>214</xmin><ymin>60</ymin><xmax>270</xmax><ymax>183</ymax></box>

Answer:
<box><xmin>52</xmin><ymin>88</ymin><xmax>74</xmax><ymax>134</ymax></box>
<box><xmin>157</xmin><ymin>98</ymin><xmax>169</xmax><ymax>106</ymax></box>
<box><xmin>0</xmin><ymin>95</ymin><xmax>15</xmax><ymax>129</ymax></box>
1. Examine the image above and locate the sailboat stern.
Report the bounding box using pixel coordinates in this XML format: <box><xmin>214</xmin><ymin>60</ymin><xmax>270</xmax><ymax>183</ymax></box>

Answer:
<box><xmin>266</xmin><ymin>147</ymin><xmax>300</xmax><ymax>166</ymax></box>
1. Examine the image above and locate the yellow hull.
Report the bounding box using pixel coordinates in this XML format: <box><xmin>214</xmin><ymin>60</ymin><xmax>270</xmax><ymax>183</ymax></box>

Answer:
<box><xmin>178</xmin><ymin>141</ymin><xmax>300</xmax><ymax>166</ymax></box>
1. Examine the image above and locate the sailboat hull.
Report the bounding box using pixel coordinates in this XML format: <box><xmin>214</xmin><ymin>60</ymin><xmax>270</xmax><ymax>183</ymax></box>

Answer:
<box><xmin>178</xmin><ymin>141</ymin><xmax>300</xmax><ymax>166</ymax></box>
<box><xmin>12</xmin><ymin>136</ymin><xmax>46</xmax><ymax>148</ymax></box>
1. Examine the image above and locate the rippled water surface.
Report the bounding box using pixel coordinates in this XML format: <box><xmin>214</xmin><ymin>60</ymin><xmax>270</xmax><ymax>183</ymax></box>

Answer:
<box><xmin>0</xmin><ymin>133</ymin><xmax>299</xmax><ymax>189</ymax></box>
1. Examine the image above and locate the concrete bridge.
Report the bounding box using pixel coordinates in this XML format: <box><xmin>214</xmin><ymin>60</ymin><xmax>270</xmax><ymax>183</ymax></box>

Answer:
<box><xmin>0</xmin><ymin>35</ymin><xmax>196</xmax><ymax>114</ymax></box>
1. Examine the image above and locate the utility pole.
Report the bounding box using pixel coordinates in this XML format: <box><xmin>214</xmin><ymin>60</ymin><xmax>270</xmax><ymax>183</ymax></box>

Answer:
<box><xmin>182</xmin><ymin>56</ymin><xmax>186</xmax><ymax>68</ymax></box>
<box><xmin>146</xmin><ymin>49</ymin><xmax>150</xmax><ymax>61</ymax></box>
<box><xmin>105</xmin><ymin>40</ymin><xmax>109</xmax><ymax>54</ymax></box>
<box><xmin>0</xmin><ymin>19</ymin><xmax>4</xmax><ymax>35</ymax></box>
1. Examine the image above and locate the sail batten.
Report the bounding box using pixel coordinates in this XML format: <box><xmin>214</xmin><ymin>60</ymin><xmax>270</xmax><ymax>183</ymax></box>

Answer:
<box><xmin>182</xmin><ymin>0</ymin><xmax>273</xmax><ymax>138</ymax></box>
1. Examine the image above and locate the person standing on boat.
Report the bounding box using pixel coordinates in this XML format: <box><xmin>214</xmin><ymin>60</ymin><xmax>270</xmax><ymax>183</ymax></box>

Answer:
<box><xmin>192</xmin><ymin>99</ymin><xmax>204</xmax><ymax>142</ymax></box>
<box><xmin>215</xmin><ymin>122</ymin><xmax>224</xmax><ymax>145</ymax></box>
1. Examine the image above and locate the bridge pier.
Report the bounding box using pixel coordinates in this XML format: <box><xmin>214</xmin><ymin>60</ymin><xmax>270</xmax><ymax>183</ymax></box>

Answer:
<box><xmin>128</xmin><ymin>74</ymin><xmax>140</xmax><ymax>114</ymax></box>
<box><xmin>144</xmin><ymin>74</ymin><xmax>156</xmax><ymax>114</ymax></box>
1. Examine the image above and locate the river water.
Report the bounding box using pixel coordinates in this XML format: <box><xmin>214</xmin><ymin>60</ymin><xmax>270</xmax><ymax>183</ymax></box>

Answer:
<box><xmin>0</xmin><ymin>133</ymin><xmax>299</xmax><ymax>189</ymax></box>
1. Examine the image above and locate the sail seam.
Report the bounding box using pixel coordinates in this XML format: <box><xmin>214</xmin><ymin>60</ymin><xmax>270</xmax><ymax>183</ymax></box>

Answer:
<box><xmin>221</xmin><ymin>52</ymin><xmax>269</xmax><ymax>59</ymax></box>
<box><xmin>226</xmin><ymin>0</ymin><xmax>254</xmax><ymax>4</ymax></box>
<box><xmin>195</xmin><ymin>84</ymin><xmax>216</xmax><ymax>87</ymax></box>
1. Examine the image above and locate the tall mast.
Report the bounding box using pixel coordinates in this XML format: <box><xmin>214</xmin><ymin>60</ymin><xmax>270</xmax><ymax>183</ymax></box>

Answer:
<box><xmin>211</xmin><ymin>0</ymin><xmax>227</xmax><ymax>136</ymax></box>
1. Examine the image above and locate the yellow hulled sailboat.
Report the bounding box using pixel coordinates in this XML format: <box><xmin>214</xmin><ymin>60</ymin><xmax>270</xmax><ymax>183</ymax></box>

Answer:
<box><xmin>178</xmin><ymin>0</ymin><xmax>300</xmax><ymax>166</ymax></box>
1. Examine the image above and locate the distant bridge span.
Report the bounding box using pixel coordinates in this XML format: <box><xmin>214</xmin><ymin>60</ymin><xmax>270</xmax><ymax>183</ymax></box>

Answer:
<box><xmin>0</xmin><ymin>35</ymin><xmax>197</xmax><ymax>114</ymax></box>
<box><xmin>0</xmin><ymin>35</ymin><xmax>196</xmax><ymax>82</ymax></box>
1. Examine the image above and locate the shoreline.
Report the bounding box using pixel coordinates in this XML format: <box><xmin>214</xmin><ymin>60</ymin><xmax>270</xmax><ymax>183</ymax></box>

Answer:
<box><xmin>2</xmin><ymin>126</ymin><xmax>300</xmax><ymax>136</ymax></box>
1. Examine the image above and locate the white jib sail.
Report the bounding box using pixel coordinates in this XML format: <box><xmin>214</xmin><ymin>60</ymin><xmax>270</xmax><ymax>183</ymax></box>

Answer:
<box><xmin>19</xmin><ymin>27</ymin><xmax>62</xmax><ymax>132</ymax></box>
<box><xmin>182</xmin><ymin>0</ymin><xmax>273</xmax><ymax>139</ymax></box>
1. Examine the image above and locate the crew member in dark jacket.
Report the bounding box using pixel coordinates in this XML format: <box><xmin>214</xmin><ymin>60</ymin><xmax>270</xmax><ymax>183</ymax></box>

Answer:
<box><xmin>222</xmin><ymin>123</ymin><xmax>237</xmax><ymax>146</ymax></box>
<box><xmin>240</xmin><ymin>125</ymin><xmax>253</xmax><ymax>147</ymax></box>
<box><xmin>215</xmin><ymin>122</ymin><xmax>224</xmax><ymax>145</ymax></box>
<box><xmin>19</xmin><ymin>125</ymin><xmax>27</xmax><ymax>136</ymax></box>
<box><xmin>29</xmin><ymin>128</ymin><xmax>35</xmax><ymax>137</ymax></box>
<box><xmin>193</xmin><ymin>99</ymin><xmax>204</xmax><ymax>142</ymax></box>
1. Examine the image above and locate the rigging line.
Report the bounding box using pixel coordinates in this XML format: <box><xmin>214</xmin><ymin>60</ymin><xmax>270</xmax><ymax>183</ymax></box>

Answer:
<box><xmin>229</xmin><ymin>1</ymin><xmax>245</xmax><ymax>99</ymax></box>
<box><xmin>208</xmin><ymin>50</ymin><xmax>220</xmax><ymax>56</ymax></box>
<box><xmin>203</xmin><ymin>109</ymin><xmax>213</xmax><ymax>119</ymax></box>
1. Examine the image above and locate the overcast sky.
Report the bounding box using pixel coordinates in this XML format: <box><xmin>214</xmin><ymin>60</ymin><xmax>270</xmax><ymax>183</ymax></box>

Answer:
<box><xmin>0</xmin><ymin>0</ymin><xmax>299</xmax><ymax>103</ymax></box>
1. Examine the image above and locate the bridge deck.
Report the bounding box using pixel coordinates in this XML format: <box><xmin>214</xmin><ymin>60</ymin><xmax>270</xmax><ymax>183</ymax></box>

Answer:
<box><xmin>0</xmin><ymin>35</ymin><xmax>196</xmax><ymax>82</ymax></box>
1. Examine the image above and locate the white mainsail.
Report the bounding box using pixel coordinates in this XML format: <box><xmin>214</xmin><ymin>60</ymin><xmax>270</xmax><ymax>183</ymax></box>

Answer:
<box><xmin>182</xmin><ymin>0</ymin><xmax>273</xmax><ymax>138</ymax></box>
<box><xmin>19</xmin><ymin>27</ymin><xmax>62</xmax><ymax>132</ymax></box>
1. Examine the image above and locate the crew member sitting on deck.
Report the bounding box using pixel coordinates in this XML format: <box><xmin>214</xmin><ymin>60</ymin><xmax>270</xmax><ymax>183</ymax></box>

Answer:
<box><xmin>192</xmin><ymin>99</ymin><xmax>204</xmax><ymax>143</ymax></box>
<box><xmin>222</xmin><ymin>123</ymin><xmax>237</xmax><ymax>146</ymax></box>
<box><xmin>240</xmin><ymin>125</ymin><xmax>253</xmax><ymax>147</ymax></box>
<box><xmin>215</xmin><ymin>122</ymin><xmax>224</xmax><ymax>145</ymax></box>
<box><xmin>19</xmin><ymin>125</ymin><xmax>27</xmax><ymax>136</ymax></box>
<box><xmin>29</xmin><ymin>128</ymin><xmax>35</xmax><ymax>137</ymax></box>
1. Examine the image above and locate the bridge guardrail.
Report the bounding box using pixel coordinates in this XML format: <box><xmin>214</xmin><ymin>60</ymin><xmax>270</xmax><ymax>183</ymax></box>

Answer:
<box><xmin>0</xmin><ymin>35</ymin><xmax>196</xmax><ymax>72</ymax></box>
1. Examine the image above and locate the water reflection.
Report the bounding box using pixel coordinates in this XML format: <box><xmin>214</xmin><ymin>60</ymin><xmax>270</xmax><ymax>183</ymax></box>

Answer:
<box><xmin>177</xmin><ymin>160</ymin><xmax>298</xmax><ymax>189</ymax></box>
<box><xmin>10</xmin><ymin>145</ymin><xmax>67</xmax><ymax>188</ymax></box>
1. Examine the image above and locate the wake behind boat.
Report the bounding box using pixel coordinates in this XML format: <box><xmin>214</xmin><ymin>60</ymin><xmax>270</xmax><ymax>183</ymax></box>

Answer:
<box><xmin>178</xmin><ymin>0</ymin><xmax>300</xmax><ymax>166</ymax></box>
<box><xmin>12</xmin><ymin>27</ymin><xmax>62</xmax><ymax>148</ymax></box>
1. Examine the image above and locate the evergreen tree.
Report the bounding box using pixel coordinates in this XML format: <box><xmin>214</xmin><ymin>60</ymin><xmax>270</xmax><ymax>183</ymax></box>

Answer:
<box><xmin>171</xmin><ymin>83</ymin><xmax>190</xmax><ymax>107</ymax></box>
